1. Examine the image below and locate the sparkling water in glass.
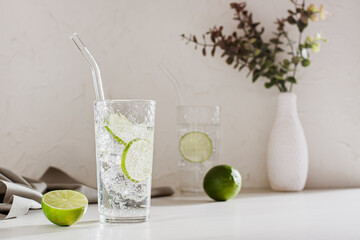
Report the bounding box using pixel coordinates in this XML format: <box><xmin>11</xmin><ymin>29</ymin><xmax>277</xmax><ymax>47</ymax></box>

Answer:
<box><xmin>177</xmin><ymin>106</ymin><xmax>220</xmax><ymax>193</ymax></box>
<box><xmin>94</xmin><ymin>100</ymin><xmax>155</xmax><ymax>223</ymax></box>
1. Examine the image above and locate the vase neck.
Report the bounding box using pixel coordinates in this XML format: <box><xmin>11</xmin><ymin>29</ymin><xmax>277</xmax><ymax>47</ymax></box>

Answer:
<box><xmin>276</xmin><ymin>93</ymin><xmax>297</xmax><ymax>116</ymax></box>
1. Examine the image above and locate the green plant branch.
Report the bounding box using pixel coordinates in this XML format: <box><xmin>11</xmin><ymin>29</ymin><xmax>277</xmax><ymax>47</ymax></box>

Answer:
<box><xmin>284</xmin><ymin>32</ymin><xmax>295</xmax><ymax>56</ymax></box>
<box><xmin>181</xmin><ymin>35</ymin><xmax>215</xmax><ymax>48</ymax></box>
<box><xmin>181</xmin><ymin>0</ymin><xmax>326</xmax><ymax>93</ymax></box>
<box><xmin>235</xmin><ymin>11</ymin><xmax>249</xmax><ymax>36</ymax></box>
<box><xmin>289</xmin><ymin>30</ymin><xmax>303</xmax><ymax>92</ymax></box>
<box><xmin>290</xmin><ymin>0</ymin><xmax>305</xmax><ymax>92</ymax></box>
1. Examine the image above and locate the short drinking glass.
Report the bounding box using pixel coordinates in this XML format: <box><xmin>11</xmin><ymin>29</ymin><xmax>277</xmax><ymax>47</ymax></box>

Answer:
<box><xmin>177</xmin><ymin>105</ymin><xmax>220</xmax><ymax>193</ymax></box>
<box><xmin>94</xmin><ymin>100</ymin><xmax>155</xmax><ymax>223</ymax></box>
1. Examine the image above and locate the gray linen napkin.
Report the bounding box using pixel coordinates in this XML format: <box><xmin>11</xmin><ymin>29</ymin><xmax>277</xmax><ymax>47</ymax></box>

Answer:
<box><xmin>0</xmin><ymin>167</ymin><xmax>98</xmax><ymax>220</ymax></box>
<box><xmin>0</xmin><ymin>167</ymin><xmax>174</xmax><ymax>220</ymax></box>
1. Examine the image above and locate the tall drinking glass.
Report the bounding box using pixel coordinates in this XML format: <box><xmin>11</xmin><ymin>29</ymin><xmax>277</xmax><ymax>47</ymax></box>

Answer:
<box><xmin>94</xmin><ymin>100</ymin><xmax>156</xmax><ymax>223</ymax></box>
<box><xmin>177</xmin><ymin>106</ymin><xmax>220</xmax><ymax>193</ymax></box>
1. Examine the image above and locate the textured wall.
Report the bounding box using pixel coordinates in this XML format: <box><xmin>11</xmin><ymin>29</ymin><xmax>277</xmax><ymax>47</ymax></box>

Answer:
<box><xmin>1</xmin><ymin>0</ymin><xmax>359</xmax><ymax>189</ymax></box>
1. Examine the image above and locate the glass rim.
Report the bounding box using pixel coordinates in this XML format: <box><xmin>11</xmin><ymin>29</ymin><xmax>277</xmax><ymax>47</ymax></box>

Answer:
<box><xmin>94</xmin><ymin>99</ymin><xmax>156</xmax><ymax>104</ymax></box>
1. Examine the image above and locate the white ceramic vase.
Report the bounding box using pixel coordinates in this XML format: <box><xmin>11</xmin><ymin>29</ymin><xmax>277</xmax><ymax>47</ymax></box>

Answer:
<box><xmin>267</xmin><ymin>93</ymin><xmax>308</xmax><ymax>191</ymax></box>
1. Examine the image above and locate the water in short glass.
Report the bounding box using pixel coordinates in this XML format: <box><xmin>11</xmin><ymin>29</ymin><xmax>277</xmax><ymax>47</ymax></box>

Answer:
<box><xmin>94</xmin><ymin>100</ymin><xmax>155</xmax><ymax>223</ymax></box>
<box><xmin>177</xmin><ymin>106</ymin><xmax>220</xmax><ymax>193</ymax></box>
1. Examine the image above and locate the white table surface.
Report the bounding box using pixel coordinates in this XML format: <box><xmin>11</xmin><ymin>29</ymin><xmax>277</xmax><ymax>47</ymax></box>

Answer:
<box><xmin>1</xmin><ymin>188</ymin><xmax>360</xmax><ymax>240</ymax></box>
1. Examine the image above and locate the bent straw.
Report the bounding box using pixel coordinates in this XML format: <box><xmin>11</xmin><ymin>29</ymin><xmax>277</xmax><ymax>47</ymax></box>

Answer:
<box><xmin>159</xmin><ymin>63</ymin><xmax>184</xmax><ymax>105</ymax></box>
<box><xmin>70</xmin><ymin>33</ymin><xmax>105</xmax><ymax>100</ymax></box>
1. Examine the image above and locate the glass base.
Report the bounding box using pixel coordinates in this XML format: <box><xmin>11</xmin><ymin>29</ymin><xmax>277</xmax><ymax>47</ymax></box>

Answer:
<box><xmin>100</xmin><ymin>215</ymin><xmax>148</xmax><ymax>224</ymax></box>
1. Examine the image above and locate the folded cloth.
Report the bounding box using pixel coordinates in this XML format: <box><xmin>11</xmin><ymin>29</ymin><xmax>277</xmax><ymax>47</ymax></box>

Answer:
<box><xmin>0</xmin><ymin>167</ymin><xmax>174</xmax><ymax>220</ymax></box>
<box><xmin>0</xmin><ymin>167</ymin><xmax>98</xmax><ymax>220</ymax></box>
<box><xmin>39</xmin><ymin>167</ymin><xmax>98</xmax><ymax>203</ymax></box>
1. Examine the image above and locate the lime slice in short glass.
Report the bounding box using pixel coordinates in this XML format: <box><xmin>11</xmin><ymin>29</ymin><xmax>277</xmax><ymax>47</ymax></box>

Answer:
<box><xmin>179</xmin><ymin>131</ymin><xmax>213</xmax><ymax>163</ymax></box>
<box><xmin>41</xmin><ymin>190</ymin><xmax>88</xmax><ymax>226</ymax></box>
<box><xmin>121</xmin><ymin>138</ymin><xmax>153</xmax><ymax>182</ymax></box>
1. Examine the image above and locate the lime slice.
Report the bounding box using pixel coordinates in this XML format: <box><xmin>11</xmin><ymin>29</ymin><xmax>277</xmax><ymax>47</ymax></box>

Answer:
<box><xmin>121</xmin><ymin>138</ymin><xmax>153</xmax><ymax>182</ymax></box>
<box><xmin>105</xmin><ymin>113</ymin><xmax>133</xmax><ymax>145</ymax></box>
<box><xmin>105</xmin><ymin>112</ymin><xmax>133</xmax><ymax>126</ymax></box>
<box><xmin>179</xmin><ymin>131</ymin><xmax>213</xmax><ymax>163</ymax></box>
<box><xmin>41</xmin><ymin>190</ymin><xmax>88</xmax><ymax>226</ymax></box>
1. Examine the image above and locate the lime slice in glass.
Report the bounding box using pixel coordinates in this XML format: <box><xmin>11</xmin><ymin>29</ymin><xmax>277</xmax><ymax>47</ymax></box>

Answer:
<box><xmin>41</xmin><ymin>190</ymin><xmax>88</xmax><ymax>226</ymax></box>
<box><xmin>121</xmin><ymin>138</ymin><xmax>153</xmax><ymax>182</ymax></box>
<box><xmin>179</xmin><ymin>131</ymin><xmax>213</xmax><ymax>163</ymax></box>
<box><xmin>104</xmin><ymin>113</ymin><xmax>133</xmax><ymax>145</ymax></box>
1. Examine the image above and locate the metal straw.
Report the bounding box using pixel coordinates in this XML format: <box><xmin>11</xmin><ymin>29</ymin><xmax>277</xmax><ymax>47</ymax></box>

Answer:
<box><xmin>70</xmin><ymin>33</ymin><xmax>105</xmax><ymax>100</ymax></box>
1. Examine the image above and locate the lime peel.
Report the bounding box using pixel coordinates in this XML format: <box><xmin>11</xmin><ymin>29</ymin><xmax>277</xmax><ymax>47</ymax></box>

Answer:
<box><xmin>203</xmin><ymin>165</ymin><xmax>242</xmax><ymax>201</ymax></box>
<box><xmin>105</xmin><ymin>125</ymin><xmax>126</xmax><ymax>146</ymax></box>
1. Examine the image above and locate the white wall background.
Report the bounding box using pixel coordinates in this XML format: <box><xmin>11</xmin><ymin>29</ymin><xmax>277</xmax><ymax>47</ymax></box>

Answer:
<box><xmin>0</xmin><ymin>0</ymin><xmax>359</xmax><ymax>189</ymax></box>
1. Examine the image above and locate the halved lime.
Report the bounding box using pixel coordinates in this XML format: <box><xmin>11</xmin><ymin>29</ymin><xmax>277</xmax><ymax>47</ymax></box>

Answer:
<box><xmin>41</xmin><ymin>190</ymin><xmax>88</xmax><ymax>226</ymax></box>
<box><xmin>121</xmin><ymin>138</ymin><xmax>153</xmax><ymax>182</ymax></box>
<box><xmin>179</xmin><ymin>131</ymin><xmax>213</xmax><ymax>163</ymax></box>
<box><xmin>104</xmin><ymin>113</ymin><xmax>133</xmax><ymax>145</ymax></box>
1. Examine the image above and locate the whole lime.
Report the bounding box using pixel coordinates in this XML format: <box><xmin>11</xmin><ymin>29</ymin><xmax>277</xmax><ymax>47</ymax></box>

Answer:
<box><xmin>203</xmin><ymin>165</ymin><xmax>242</xmax><ymax>201</ymax></box>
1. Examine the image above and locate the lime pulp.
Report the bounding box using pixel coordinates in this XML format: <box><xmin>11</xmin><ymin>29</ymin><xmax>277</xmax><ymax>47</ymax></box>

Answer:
<box><xmin>41</xmin><ymin>190</ymin><xmax>88</xmax><ymax>226</ymax></box>
<box><xmin>179</xmin><ymin>131</ymin><xmax>213</xmax><ymax>163</ymax></box>
<box><xmin>104</xmin><ymin>113</ymin><xmax>153</xmax><ymax>182</ymax></box>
